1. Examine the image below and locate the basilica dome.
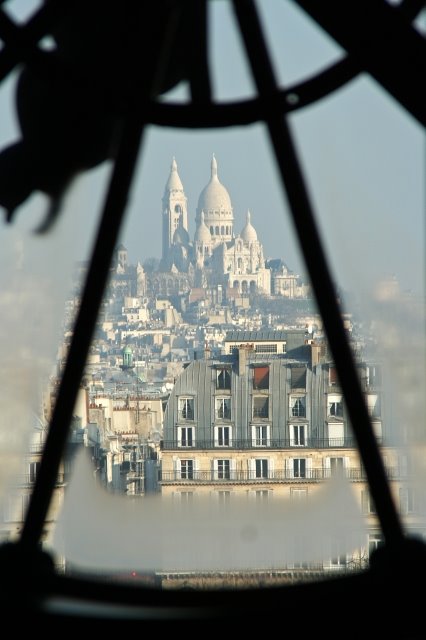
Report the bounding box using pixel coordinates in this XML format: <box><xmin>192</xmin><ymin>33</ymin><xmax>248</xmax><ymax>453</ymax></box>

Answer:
<box><xmin>240</xmin><ymin>210</ymin><xmax>258</xmax><ymax>242</ymax></box>
<box><xmin>194</xmin><ymin>211</ymin><xmax>211</xmax><ymax>243</ymax></box>
<box><xmin>196</xmin><ymin>154</ymin><xmax>232</xmax><ymax>215</ymax></box>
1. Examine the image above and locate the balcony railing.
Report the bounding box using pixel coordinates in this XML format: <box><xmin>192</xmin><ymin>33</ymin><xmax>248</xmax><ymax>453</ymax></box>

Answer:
<box><xmin>159</xmin><ymin>466</ymin><xmax>408</xmax><ymax>484</ymax></box>
<box><xmin>162</xmin><ymin>437</ymin><xmax>367</xmax><ymax>450</ymax></box>
<box><xmin>14</xmin><ymin>473</ymin><xmax>66</xmax><ymax>486</ymax></box>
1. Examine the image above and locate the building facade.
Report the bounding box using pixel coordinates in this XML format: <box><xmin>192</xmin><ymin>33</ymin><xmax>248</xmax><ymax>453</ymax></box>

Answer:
<box><xmin>159</xmin><ymin>155</ymin><xmax>273</xmax><ymax>296</ymax></box>
<box><xmin>101</xmin><ymin>157</ymin><xmax>310</xmax><ymax>304</ymax></box>
<box><xmin>160</xmin><ymin>329</ymin><xmax>424</xmax><ymax>575</ymax></box>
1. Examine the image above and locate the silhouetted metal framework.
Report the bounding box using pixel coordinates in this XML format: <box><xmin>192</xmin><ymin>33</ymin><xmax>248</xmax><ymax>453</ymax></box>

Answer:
<box><xmin>0</xmin><ymin>0</ymin><xmax>425</xmax><ymax>634</ymax></box>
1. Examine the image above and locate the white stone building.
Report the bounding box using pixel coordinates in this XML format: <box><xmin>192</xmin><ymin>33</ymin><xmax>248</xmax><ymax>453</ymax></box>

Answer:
<box><xmin>160</xmin><ymin>155</ymin><xmax>271</xmax><ymax>296</ymax></box>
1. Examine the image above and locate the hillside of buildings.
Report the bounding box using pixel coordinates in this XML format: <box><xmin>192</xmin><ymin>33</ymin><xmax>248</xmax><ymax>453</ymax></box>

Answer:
<box><xmin>2</xmin><ymin>154</ymin><xmax>423</xmax><ymax>587</ymax></box>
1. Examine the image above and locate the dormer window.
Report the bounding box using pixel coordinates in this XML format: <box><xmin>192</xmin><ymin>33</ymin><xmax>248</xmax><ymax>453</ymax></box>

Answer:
<box><xmin>291</xmin><ymin>366</ymin><xmax>306</xmax><ymax>389</ymax></box>
<box><xmin>216</xmin><ymin>367</ymin><xmax>231</xmax><ymax>390</ymax></box>
<box><xmin>253</xmin><ymin>396</ymin><xmax>269</xmax><ymax>418</ymax></box>
<box><xmin>216</xmin><ymin>397</ymin><xmax>231</xmax><ymax>420</ymax></box>
<box><xmin>329</xmin><ymin>366</ymin><xmax>339</xmax><ymax>386</ymax></box>
<box><xmin>253</xmin><ymin>366</ymin><xmax>269</xmax><ymax>390</ymax></box>
<box><xmin>290</xmin><ymin>396</ymin><xmax>306</xmax><ymax>417</ymax></box>
<box><xmin>178</xmin><ymin>397</ymin><xmax>194</xmax><ymax>421</ymax></box>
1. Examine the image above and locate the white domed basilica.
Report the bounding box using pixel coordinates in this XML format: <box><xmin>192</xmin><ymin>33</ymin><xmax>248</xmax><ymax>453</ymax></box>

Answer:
<box><xmin>159</xmin><ymin>155</ymin><xmax>271</xmax><ymax>296</ymax></box>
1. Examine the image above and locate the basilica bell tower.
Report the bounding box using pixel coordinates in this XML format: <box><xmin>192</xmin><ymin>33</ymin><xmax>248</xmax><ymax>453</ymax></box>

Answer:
<box><xmin>161</xmin><ymin>157</ymin><xmax>188</xmax><ymax>264</ymax></box>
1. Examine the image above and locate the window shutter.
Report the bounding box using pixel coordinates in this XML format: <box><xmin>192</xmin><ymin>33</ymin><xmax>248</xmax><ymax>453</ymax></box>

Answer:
<box><xmin>253</xmin><ymin>366</ymin><xmax>269</xmax><ymax>389</ymax></box>
<box><xmin>329</xmin><ymin>366</ymin><xmax>338</xmax><ymax>385</ymax></box>
<box><xmin>361</xmin><ymin>490</ymin><xmax>369</xmax><ymax>514</ymax></box>
<box><xmin>291</xmin><ymin>366</ymin><xmax>306</xmax><ymax>389</ymax></box>
<box><xmin>249</xmin><ymin>458</ymin><xmax>256</xmax><ymax>479</ymax></box>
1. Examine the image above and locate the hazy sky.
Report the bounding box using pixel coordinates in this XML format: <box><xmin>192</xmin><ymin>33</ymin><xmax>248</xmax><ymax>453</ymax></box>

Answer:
<box><xmin>0</xmin><ymin>0</ymin><xmax>424</xmax><ymax>298</ymax></box>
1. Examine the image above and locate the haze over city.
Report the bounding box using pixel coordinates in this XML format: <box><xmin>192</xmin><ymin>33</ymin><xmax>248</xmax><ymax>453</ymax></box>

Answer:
<box><xmin>0</xmin><ymin>0</ymin><xmax>424</xmax><ymax>300</ymax></box>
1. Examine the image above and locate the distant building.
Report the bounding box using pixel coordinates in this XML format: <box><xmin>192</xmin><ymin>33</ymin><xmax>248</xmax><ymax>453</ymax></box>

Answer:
<box><xmin>157</xmin><ymin>155</ymin><xmax>308</xmax><ymax>299</ymax></box>
<box><xmin>160</xmin><ymin>329</ymin><xmax>423</xmax><ymax>576</ymax></box>
<box><xmin>0</xmin><ymin>409</ymin><xmax>101</xmax><ymax>572</ymax></box>
<box><xmin>103</xmin><ymin>156</ymin><xmax>310</xmax><ymax>305</ymax></box>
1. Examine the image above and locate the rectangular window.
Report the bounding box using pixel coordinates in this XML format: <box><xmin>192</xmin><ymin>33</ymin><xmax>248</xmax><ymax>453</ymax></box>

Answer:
<box><xmin>29</xmin><ymin>461</ymin><xmax>40</xmax><ymax>483</ymax></box>
<box><xmin>179</xmin><ymin>426</ymin><xmax>194</xmax><ymax>447</ymax></box>
<box><xmin>328</xmin><ymin>395</ymin><xmax>343</xmax><ymax>417</ymax></box>
<box><xmin>329</xmin><ymin>457</ymin><xmax>344</xmax><ymax>477</ymax></box>
<box><xmin>216</xmin><ymin>367</ymin><xmax>231</xmax><ymax>390</ymax></box>
<box><xmin>253</xmin><ymin>366</ymin><xmax>269</xmax><ymax>389</ymax></box>
<box><xmin>4</xmin><ymin>493</ymin><xmax>30</xmax><ymax>522</ymax></box>
<box><xmin>180</xmin><ymin>460</ymin><xmax>194</xmax><ymax>480</ymax></box>
<box><xmin>291</xmin><ymin>366</ymin><xmax>306</xmax><ymax>389</ymax></box>
<box><xmin>329</xmin><ymin>401</ymin><xmax>343</xmax><ymax>417</ymax></box>
<box><xmin>291</xmin><ymin>424</ymin><xmax>306</xmax><ymax>447</ymax></box>
<box><xmin>293</xmin><ymin>458</ymin><xmax>306</xmax><ymax>478</ymax></box>
<box><xmin>215</xmin><ymin>425</ymin><xmax>231</xmax><ymax>447</ymax></box>
<box><xmin>399</xmin><ymin>487</ymin><xmax>416</xmax><ymax>514</ymax></box>
<box><xmin>330</xmin><ymin>539</ymin><xmax>347</xmax><ymax>567</ymax></box>
<box><xmin>255</xmin><ymin>459</ymin><xmax>268</xmax><ymax>478</ymax></box>
<box><xmin>366</xmin><ymin>364</ymin><xmax>382</xmax><ymax>387</ymax></box>
<box><xmin>217</xmin><ymin>459</ymin><xmax>231</xmax><ymax>480</ymax></box>
<box><xmin>252</xmin><ymin>424</ymin><xmax>269</xmax><ymax>447</ymax></box>
<box><xmin>328</xmin><ymin>422</ymin><xmax>344</xmax><ymax>446</ymax></box>
<box><xmin>366</xmin><ymin>394</ymin><xmax>381</xmax><ymax>418</ymax></box>
<box><xmin>362</xmin><ymin>490</ymin><xmax>377</xmax><ymax>514</ymax></box>
<box><xmin>253</xmin><ymin>396</ymin><xmax>269</xmax><ymax>418</ymax></box>
<box><xmin>372</xmin><ymin>421</ymin><xmax>382</xmax><ymax>440</ymax></box>
<box><xmin>290</xmin><ymin>395</ymin><xmax>306</xmax><ymax>417</ymax></box>
<box><xmin>255</xmin><ymin>344</ymin><xmax>277</xmax><ymax>354</ymax></box>
<box><xmin>216</xmin><ymin>397</ymin><xmax>231</xmax><ymax>420</ymax></box>
<box><xmin>368</xmin><ymin>533</ymin><xmax>384</xmax><ymax>558</ymax></box>
<box><xmin>178</xmin><ymin>397</ymin><xmax>194</xmax><ymax>421</ymax></box>
<box><xmin>329</xmin><ymin>365</ymin><xmax>339</xmax><ymax>386</ymax></box>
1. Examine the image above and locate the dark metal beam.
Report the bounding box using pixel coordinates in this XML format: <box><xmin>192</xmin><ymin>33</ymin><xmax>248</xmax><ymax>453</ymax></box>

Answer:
<box><xmin>292</xmin><ymin>0</ymin><xmax>426</xmax><ymax>127</ymax></box>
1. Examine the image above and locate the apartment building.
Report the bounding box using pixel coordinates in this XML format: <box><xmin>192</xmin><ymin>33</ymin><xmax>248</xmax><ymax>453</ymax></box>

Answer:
<box><xmin>0</xmin><ymin>412</ymin><xmax>101</xmax><ymax>569</ymax></box>
<box><xmin>160</xmin><ymin>329</ymin><xmax>424</xmax><ymax>579</ymax></box>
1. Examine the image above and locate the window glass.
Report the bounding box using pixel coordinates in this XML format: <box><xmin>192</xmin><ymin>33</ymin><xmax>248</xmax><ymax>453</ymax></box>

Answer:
<box><xmin>253</xmin><ymin>396</ymin><xmax>269</xmax><ymax>419</ymax></box>
<box><xmin>215</xmin><ymin>397</ymin><xmax>231</xmax><ymax>420</ymax></box>
<box><xmin>291</xmin><ymin>367</ymin><xmax>306</xmax><ymax>389</ymax></box>
<box><xmin>178</xmin><ymin>398</ymin><xmax>194</xmax><ymax>421</ymax></box>
<box><xmin>290</xmin><ymin>396</ymin><xmax>306</xmax><ymax>417</ymax></box>
<box><xmin>216</xmin><ymin>367</ymin><xmax>231</xmax><ymax>390</ymax></box>
<box><xmin>0</xmin><ymin>0</ymin><xmax>424</xmax><ymax>605</ymax></box>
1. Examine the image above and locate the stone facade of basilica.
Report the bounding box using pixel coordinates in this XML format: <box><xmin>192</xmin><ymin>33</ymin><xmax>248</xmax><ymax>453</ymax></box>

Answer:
<box><xmin>159</xmin><ymin>155</ymin><xmax>271</xmax><ymax>296</ymax></box>
<box><xmin>107</xmin><ymin>155</ymin><xmax>310</xmax><ymax>303</ymax></box>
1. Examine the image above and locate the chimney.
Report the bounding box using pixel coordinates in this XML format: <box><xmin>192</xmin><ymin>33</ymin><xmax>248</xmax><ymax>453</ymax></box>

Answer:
<box><xmin>311</xmin><ymin>342</ymin><xmax>322</xmax><ymax>367</ymax></box>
